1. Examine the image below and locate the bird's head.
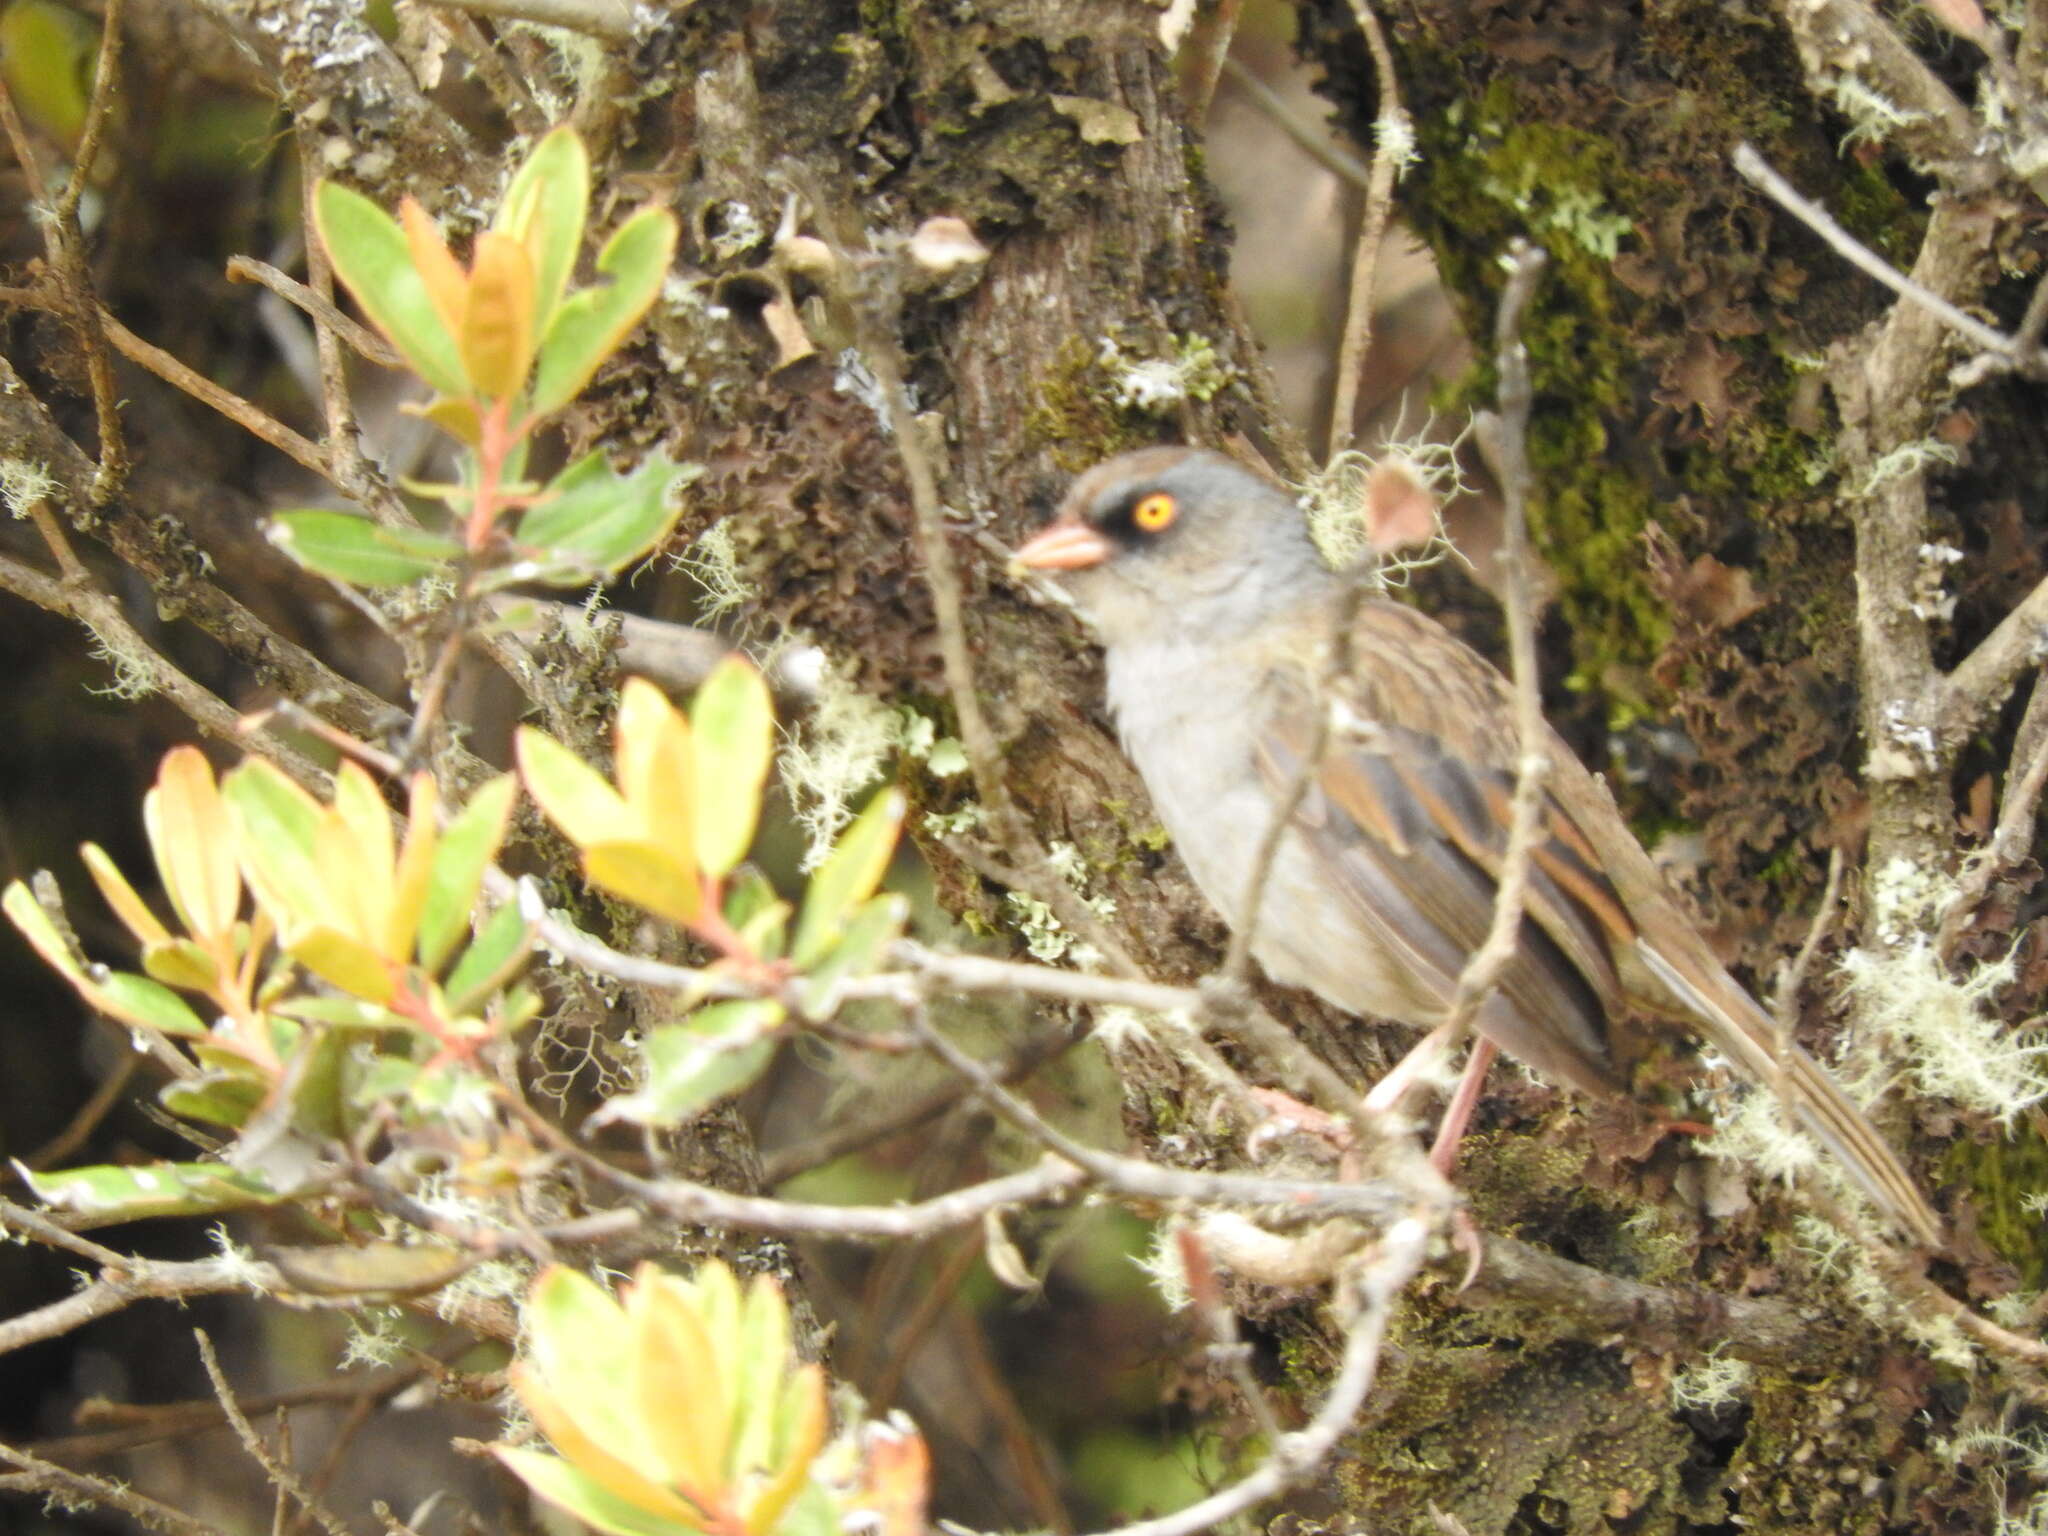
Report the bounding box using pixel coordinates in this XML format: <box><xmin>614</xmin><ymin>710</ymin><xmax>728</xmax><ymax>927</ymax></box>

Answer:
<box><xmin>1010</xmin><ymin>447</ymin><xmax>1327</xmax><ymax>648</ymax></box>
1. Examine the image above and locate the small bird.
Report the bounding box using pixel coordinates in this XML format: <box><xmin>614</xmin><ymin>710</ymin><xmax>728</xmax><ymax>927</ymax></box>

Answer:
<box><xmin>1012</xmin><ymin>445</ymin><xmax>1942</xmax><ymax>1248</ymax></box>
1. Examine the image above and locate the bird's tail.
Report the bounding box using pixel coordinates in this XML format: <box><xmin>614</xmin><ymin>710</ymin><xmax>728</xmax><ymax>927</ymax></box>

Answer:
<box><xmin>1635</xmin><ymin>938</ymin><xmax>1943</xmax><ymax>1249</ymax></box>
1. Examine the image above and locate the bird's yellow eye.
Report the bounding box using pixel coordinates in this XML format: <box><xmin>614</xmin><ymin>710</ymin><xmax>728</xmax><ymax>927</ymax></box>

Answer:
<box><xmin>1132</xmin><ymin>492</ymin><xmax>1177</xmax><ymax>532</ymax></box>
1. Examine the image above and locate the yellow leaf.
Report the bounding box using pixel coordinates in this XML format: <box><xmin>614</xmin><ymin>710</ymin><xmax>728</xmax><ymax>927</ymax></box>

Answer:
<box><xmin>81</xmin><ymin>843</ymin><xmax>170</xmax><ymax>948</ymax></box>
<box><xmin>400</xmin><ymin>197</ymin><xmax>468</xmax><ymax>343</ymax></box>
<box><xmin>290</xmin><ymin>925</ymin><xmax>396</xmax><ymax>1002</ymax></box>
<box><xmin>615</xmin><ymin>678</ymin><xmax>697</xmax><ymax>882</ymax></box>
<box><xmin>630</xmin><ymin>1265</ymin><xmax>729</xmax><ymax>1499</ymax></box>
<box><xmin>747</xmin><ymin>1363</ymin><xmax>827</xmax><ymax>1536</ymax></box>
<box><xmin>510</xmin><ymin>1362</ymin><xmax>705</xmax><ymax>1526</ymax></box>
<box><xmin>145</xmin><ymin>747</ymin><xmax>240</xmax><ymax>941</ymax></box>
<box><xmin>329</xmin><ymin>761</ymin><xmax>398</xmax><ymax>946</ymax></box>
<box><xmin>461</xmin><ymin>231</ymin><xmax>537</xmax><ymax>401</ymax></box>
<box><xmin>388</xmin><ymin>772</ymin><xmax>440</xmax><ymax>964</ymax></box>
<box><xmin>516</xmin><ymin>726</ymin><xmax>637</xmax><ymax>849</ymax></box>
<box><xmin>583</xmin><ymin>841</ymin><xmax>701</xmax><ymax>927</ymax></box>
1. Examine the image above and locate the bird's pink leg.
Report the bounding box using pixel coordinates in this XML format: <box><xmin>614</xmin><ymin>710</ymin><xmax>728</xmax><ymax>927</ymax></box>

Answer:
<box><xmin>1427</xmin><ymin>1036</ymin><xmax>1499</xmax><ymax>1176</ymax></box>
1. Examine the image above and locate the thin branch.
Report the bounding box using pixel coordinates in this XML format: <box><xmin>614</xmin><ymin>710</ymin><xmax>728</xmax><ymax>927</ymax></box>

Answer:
<box><xmin>1073</xmin><ymin>1217</ymin><xmax>1428</xmax><ymax>1536</ymax></box>
<box><xmin>194</xmin><ymin>1331</ymin><xmax>356</xmax><ymax>1536</ymax></box>
<box><xmin>410</xmin><ymin>0</ymin><xmax>633</xmax><ymax>42</ymax></box>
<box><xmin>228</xmin><ymin>255</ymin><xmax>405</xmax><ymax>372</ymax></box>
<box><xmin>29</xmin><ymin>1364</ymin><xmax>432</xmax><ymax>1465</ymax></box>
<box><xmin>0</xmin><ymin>1441</ymin><xmax>228</xmax><ymax>1536</ymax></box>
<box><xmin>0</xmin><ymin>10</ymin><xmax>129</xmax><ymax>501</ymax></box>
<box><xmin>1773</xmin><ymin>845</ymin><xmax>1847</xmax><ymax>1047</ymax></box>
<box><xmin>1326</xmin><ymin>0</ymin><xmax>1410</xmax><ymax>456</ymax></box>
<box><xmin>1732</xmin><ymin>143</ymin><xmax>2017</xmax><ymax>361</ymax></box>
<box><xmin>54</xmin><ymin>0</ymin><xmax>124</xmax><ymax>229</ymax></box>
<box><xmin>0</xmin><ymin>1252</ymin><xmax>280</xmax><ymax>1358</ymax></box>
<box><xmin>1218</xmin><ymin>58</ymin><xmax>1371</xmax><ymax>190</ymax></box>
<box><xmin>1180</xmin><ymin>0</ymin><xmax>1244</xmax><ymax>123</ymax></box>
<box><xmin>1939</xmin><ymin>674</ymin><xmax>2048</xmax><ymax>954</ymax></box>
<box><xmin>0</xmin><ymin>543</ymin><xmax>328</xmax><ymax>791</ymax></box>
<box><xmin>1451</xmin><ymin>240</ymin><xmax>1549</xmax><ymax>1030</ymax></box>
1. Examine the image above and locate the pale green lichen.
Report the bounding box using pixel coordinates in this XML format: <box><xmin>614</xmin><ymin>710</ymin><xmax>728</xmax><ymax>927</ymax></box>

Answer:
<box><xmin>1298</xmin><ymin>424</ymin><xmax>1474</xmax><ymax>577</ymax></box>
<box><xmin>672</xmin><ymin>518</ymin><xmax>751</xmax><ymax>620</ymax></box>
<box><xmin>1669</xmin><ymin>1349</ymin><xmax>1754</xmax><ymax>1412</ymax></box>
<box><xmin>1934</xmin><ymin>1419</ymin><xmax>2048</xmax><ymax>1536</ymax></box>
<box><xmin>0</xmin><ymin>457</ymin><xmax>56</xmax><ymax>517</ymax></box>
<box><xmin>1838</xmin><ymin>858</ymin><xmax>2048</xmax><ymax>1125</ymax></box>
<box><xmin>779</xmin><ymin>658</ymin><xmax>899</xmax><ymax>871</ymax></box>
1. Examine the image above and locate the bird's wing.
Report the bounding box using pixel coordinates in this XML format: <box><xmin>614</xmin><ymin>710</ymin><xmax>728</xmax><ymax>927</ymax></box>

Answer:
<box><xmin>1250</xmin><ymin>606</ymin><xmax>1636</xmax><ymax>1096</ymax></box>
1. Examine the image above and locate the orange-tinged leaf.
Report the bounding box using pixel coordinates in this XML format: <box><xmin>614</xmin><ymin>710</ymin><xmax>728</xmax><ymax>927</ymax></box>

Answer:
<box><xmin>511</xmin><ymin>1362</ymin><xmax>704</xmax><ymax>1526</ymax></box>
<box><xmin>631</xmin><ymin>1266</ymin><xmax>728</xmax><ymax>1495</ymax></box>
<box><xmin>583</xmin><ymin>840</ymin><xmax>700</xmax><ymax>927</ymax></box>
<box><xmin>81</xmin><ymin>842</ymin><xmax>171</xmax><ymax>948</ymax></box>
<box><xmin>461</xmin><ymin>230</ymin><xmax>537</xmax><ymax>401</ymax></box>
<box><xmin>853</xmin><ymin>1421</ymin><xmax>930</xmax><ymax>1536</ymax></box>
<box><xmin>388</xmin><ymin>772</ymin><xmax>440</xmax><ymax>964</ymax></box>
<box><xmin>401</xmin><ymin>395</ymin><xmax>484</xmax><ymax>447</ymax></box>
<box><xmin>615</xmin><ymin>678</ymin><xmax>696</xmax><ymax>877</ymax></box>
<box><xmin>399</xmin><ymin>196</ymin><xmax>468</xmax><ymax>343</ymax></box>
<box><xmin>145</xmin><ymin>746</ymin><xmax>240</xmax><ymax>940</ymax></box>
<box><xmin>747</xmin><ymin>1363</ymin><xmax>827</xmax><ymax>1536</ymax></box>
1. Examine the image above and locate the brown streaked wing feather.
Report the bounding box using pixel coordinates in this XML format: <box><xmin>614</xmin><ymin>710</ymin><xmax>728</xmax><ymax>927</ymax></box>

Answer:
<box><xmin>1255</xmin><ymin>670</ymin><xmax>1621</xmax><ymax>1096</ymax></box>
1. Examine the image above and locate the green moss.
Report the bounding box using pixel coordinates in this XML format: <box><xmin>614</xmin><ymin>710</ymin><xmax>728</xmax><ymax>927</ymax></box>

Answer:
<box><xmin>1941</xmin><ymin>1126</ymin><xmax>2048</xmax><ymax>1287</ymax></box>
<box><xmin>1024</xmin><ymin>336</ymin><xmax>1153</xmax><ymax>471</ymax></box>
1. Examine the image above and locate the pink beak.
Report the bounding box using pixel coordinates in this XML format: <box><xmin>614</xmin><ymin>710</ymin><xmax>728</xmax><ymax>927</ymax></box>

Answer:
<box><xmin>1010</xmin><ymin>519</ymin><xmax>1113</xmax><ymax>572</ymax></box>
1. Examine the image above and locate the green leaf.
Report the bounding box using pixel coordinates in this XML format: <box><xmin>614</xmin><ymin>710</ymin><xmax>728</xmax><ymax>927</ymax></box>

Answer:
<box><xmin>269</xmin><ymin>511</ymin><xmax>461</xmax><ymax>588</ymax></box>
<box><xmin>791</xmin><ymin>789</ymin><xmax>904</xmax><ymax>969</ymax></box>
<box><xmin>419</xmin><ymin>773</ymin><xmax>517</xmax><ymax>972</ymax></box>
<box><xmin>592</xmin><ymin>1000</ymin><xmax>783</xmax><ymax>1127</ymax></box>
<box><xmin>222</xmin><ymin>761</ymin><xmax>328</xmax><ymax>936</ymax></box>
<box><xmin>24</xmin><ymin>1161</ymin><xmax>282</xmax><ymax>1221</ymax></box>
<box><xmin>511</xmin><ymin>449</ymin><xmax>697</xmax><ymax>586</ymax></box>
<box><xmin>492</xmin><ymin>1449</ymin><xmax>696</xmax><ymax>1536</ymax></box>
<box><xmin>160</xmin><ymin>1069</ymin><xmax>267</xmax><ymax>1129</ymax></box>
<box><xmin>528</xmin><ymin>205</ymin><xmax>679</xmax><ymax>419</ymax></box>
<box><xmin>273</xmin><ymin>995</ymin><xmax>412</xmax><ymax>1029</ymax></box>
<box><xmin>443</xmin><ymin>898</ymin><xmax>532</xmax><ymax>1014</ymax></box>
<box><xmin>795</xmin><ymin>893</ymin><xmax>907</xmax><ymax>1019</ymax></box>
<box><xmin>312</xmin><ymin>181</ymin><xmax>471</xmax><ymax>398</ymax></box>
<box><xmin>94</xmin><ymin>971</ymin><xmax>210</xmax><ymax>1037</ymax></box>
<box><xmin>5</xmin><ymin>877</ymin><xmax>87</xmax><ymax>984</ymax></box>
<box><xmin>141</xmin><ymin>937</ymin><xmax>222</xmax><ymax>995</ymax></box>
<box><xmin>689</xmin><ymin>658</ymin><xmax>774</xmax><ymax>881</ymax></box>
<box><xmin>495</xmin><ymin>126</ymin><xmax>589</xmax><ymax>338</ymax></box>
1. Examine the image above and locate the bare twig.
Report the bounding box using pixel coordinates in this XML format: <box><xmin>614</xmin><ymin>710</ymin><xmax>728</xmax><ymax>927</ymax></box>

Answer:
<box><xmin>1072</xmin><ymin>1216</ymin><xmax>1428</xmax><ymax>1536</ymax></box>
<box><xmin>0</xmin><ymin>0</ymin><xmax>129</xmax><ymax>501</ymax></box>
<box><xmin>23</xmin><ymin>1055</ymin><xmax>140</xmax><ymax>1171</ymax></box>
<box><xmin>194</xmin><ymin>1331</ymin><xmax>355</xmax><ymax>1536</ymax></box>
<box><xmin>1326</xmin><ymin>0</ymin><xmax>1410</xmax><ymax>456</ymax></box>
<box><xmin>1218</xmin><ymin>58</ymin><xmax>1371</xmax><ymax>190</ymax></box>
<box><xmin>0</xmin><ymin>1441</ymin><xmax>228</xmax><ymax>1536</ymax></box>
<box><xmin>1180</xmin><ymin>0</ymin><xmax>1244</xmax><ymax>123</ymax></box>
<box><xmin>1732</xmin><ymin>143</ymin><xmax>2017</xmax><ymax>362</ymax></box>
<box><xmin>1773</xmin><ymin>845</ymin><xmax>1847</xmax><ymax>1045</ymax></box>
<box><xmin>0</xmin><ymin>1252</ymin><xmax>282</xmax><ymax>1358</ymax></box>
<box><xmin>1452</xmin><ymin>240</ymin><xmax>1550</xmax><ymax>1027</ymax></box>
<box><xmin>410</xmin><ymin>0</ymin><xmax>633</xmax><ymax>42</ymax></box>
<box><xmin>228</xmin><ymin>255</ymin><xmax>405</xmax><ymax>372</ymax></box>
<box><xmin>1939</xmin><ymin>675</ymin><xmax>2048</xmax><ymax>955</ymax></box>
<box><xmin>0</xmin><ymin>543</ymin><xmax>328</xmax><ymax>791</ymax></box>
